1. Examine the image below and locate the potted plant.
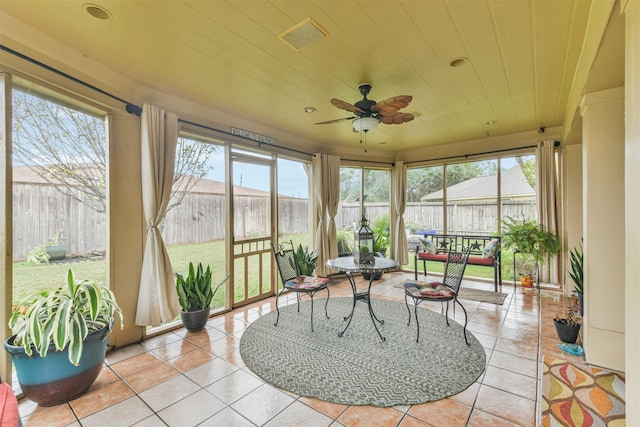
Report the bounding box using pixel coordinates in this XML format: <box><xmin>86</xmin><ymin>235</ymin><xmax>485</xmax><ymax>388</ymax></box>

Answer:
<box><xmin>569</xmin><ymin>243</ymin><xmax>584</xmax><ymax>315</ymax></box>
<box><xmin>45</xmin><ymin>229</ymin><xmax>68</xmax><ymax>261</ymax></box>
<box><xmin>4</xmin><ymin>269</ymin><xmax>123</xmax><ymax>406</ymax></box>
<box><xmin>294</xmin><ymin>244</ymin><xmax>318</xmax><ymax>276</ymax></box>
<box><xmin>501</xmin><ymin>216</ymin><xmax>561</xmax><ymax>286</ymax></box>
<box><xmin>175</xmin><ymin>262</ymin><xmax>230</xmax><ymax>332</ymax></box>
<box><xmin>337</xmin><ymin>229</ymin><xmax>353</xmax><ymax>257</ymax></box>
<box><xmin>554</xmin><ymin>305</ymin><xmax>581</xmax><ymax>343</ymax></box>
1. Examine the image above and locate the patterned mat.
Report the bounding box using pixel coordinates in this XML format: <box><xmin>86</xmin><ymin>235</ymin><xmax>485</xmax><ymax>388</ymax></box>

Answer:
<box><xmin>541</xmin><ymin>355</ymin><xmax>626</xmax><ymax>426</ymax></box>
<box><xmin>393</xmin><ymin>283</ymin><xmax>508</xmax><ymax>305</ymax></box>
<box><xmin>239</xmin><ymin>297</ymin><xmax>485</xmax><ymax>407</ymax></box>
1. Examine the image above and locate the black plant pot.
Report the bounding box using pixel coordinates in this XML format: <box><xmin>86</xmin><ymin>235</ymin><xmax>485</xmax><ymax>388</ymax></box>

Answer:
<box><xmin>554</xmin><ymin>319</ymin><xmax>581</xmax><ymax>343</ymax></box>
<box><xmin>180</xmin><ymin>307</ymin><xmax>211</xmax><ymax>332</ymax></box>
<box><xmin>362</xmin><ymin>271</ymin><xmax>383</xmax><ymax>281</ymax></box>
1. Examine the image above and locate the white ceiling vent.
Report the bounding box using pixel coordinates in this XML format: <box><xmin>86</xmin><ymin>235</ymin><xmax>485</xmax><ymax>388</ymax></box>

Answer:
<box><xmin>278</xmin><ymin>17</ymin><xmax>328</xmax><ymax>50</ymax></box>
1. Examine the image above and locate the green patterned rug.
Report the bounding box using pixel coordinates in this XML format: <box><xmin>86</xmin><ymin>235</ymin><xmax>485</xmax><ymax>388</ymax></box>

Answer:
<box><xmin>239</xmin><ymin>297</ymin><xmax>486</xmax><ymax>407</ymax></box>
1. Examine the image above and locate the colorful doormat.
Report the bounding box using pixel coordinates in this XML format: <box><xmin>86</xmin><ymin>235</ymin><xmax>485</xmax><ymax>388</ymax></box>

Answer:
<box><xmin>541</xmin><ymin>355</ymin><xmax>625</xmax><ymax>426</ymax></box>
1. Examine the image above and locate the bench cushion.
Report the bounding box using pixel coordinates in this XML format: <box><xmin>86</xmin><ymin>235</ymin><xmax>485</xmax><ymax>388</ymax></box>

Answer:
<box><xmin>417</xmin><ymin>252</ymin><xmax>495</xmax><ymax>266</ymax></box>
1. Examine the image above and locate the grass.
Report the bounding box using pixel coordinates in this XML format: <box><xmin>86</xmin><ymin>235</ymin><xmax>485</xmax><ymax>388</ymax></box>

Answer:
<box><xmin>12</xmin><ymin>234</ymin><xmax>518</xmax><ymax>306</ymax></box>
<box><xmin>11</xmin><ymin>233</ymin><xmax>310</xmax><ymax>307</ymax></box>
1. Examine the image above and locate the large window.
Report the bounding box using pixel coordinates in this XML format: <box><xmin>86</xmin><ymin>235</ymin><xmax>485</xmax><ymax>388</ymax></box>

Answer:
<box><xmin>163</xmin><ymin>135</ymin><xmax>226</xmax><ymax>313</ymax></box>
<box><xmin>338</xmin><ymin>165</ymin><xmax>391</xmax><ymax>256</ymax></box>
<box><xmin>446</xmin><ymin>160</ymin><xmax>498</xmax><ymax>234</ymax></box>
<box><xmin>12</xmin><ymin>83</ymin><xmax>108</xmax><ymax>302</ymax></box>
<box><xmin>277</xmin><ymin>157</ymin><xmax>311</xmax><ymax>250</ymax></box>
<box><xmin>404</xmin><ymin>155</ymin><xmax>537</xmax><ymax>279</ymax></box>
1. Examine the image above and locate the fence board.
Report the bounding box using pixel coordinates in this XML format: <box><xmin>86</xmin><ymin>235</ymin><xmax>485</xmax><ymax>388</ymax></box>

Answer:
<box><xmin>12</xmin><ymin>183</ymin><xmax>536</xmax><ymax>260</ymax></box>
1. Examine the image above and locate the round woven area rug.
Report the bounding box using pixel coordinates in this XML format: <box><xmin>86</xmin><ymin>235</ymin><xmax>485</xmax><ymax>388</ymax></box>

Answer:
<box><xmin>239</xmin><ymin>297</ymin><xmax>486</xmax><ymax>407</ymax></box>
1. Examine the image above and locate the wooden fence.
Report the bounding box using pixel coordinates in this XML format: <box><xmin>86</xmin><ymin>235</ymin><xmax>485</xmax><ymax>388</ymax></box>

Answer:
<box><xmin>12</xmin><ymin>183</ymin><xmax>535</xmax><ymax>260</ymax></box>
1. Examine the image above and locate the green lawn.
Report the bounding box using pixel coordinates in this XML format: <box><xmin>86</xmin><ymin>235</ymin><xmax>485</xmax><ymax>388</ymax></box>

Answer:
<box><xmin>11</xmin><ymin>233</ymin><xmax>309</xmax><ymax>306</ymax></box>
<box><xmin>12</xmin><ymin>234</ymin><xmax>516</xmax><ymax>306</ymax></box>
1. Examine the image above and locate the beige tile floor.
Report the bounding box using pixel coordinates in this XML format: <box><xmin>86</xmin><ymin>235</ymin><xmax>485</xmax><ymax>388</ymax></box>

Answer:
<box><xmin>16</xmin><ymin>271</ymin><xmax>583</xmax><ymax>427</ymax></box>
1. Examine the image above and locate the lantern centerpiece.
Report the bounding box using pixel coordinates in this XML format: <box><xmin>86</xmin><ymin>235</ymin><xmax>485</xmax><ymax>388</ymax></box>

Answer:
<box><xmin>354</xmin><ymin>215</ymin><xmax>374</xmax><ymax>265</ymax></box>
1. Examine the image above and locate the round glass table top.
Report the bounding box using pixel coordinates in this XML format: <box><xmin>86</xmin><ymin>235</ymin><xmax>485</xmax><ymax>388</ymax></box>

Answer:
<box><xmin>326</xmin><ymin>256</ymin><xmax>398</xmax><ymax>273</ymax></box>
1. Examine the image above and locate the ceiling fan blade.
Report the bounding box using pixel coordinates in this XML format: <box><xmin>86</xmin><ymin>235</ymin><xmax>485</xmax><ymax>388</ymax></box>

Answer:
<box><xmin>380</xmin><ymin>112</ymin><xmax>415</xmax><ymax>125</ymax></box>
<box><xmin>330</xmin><ymin>98</ymin><xmax>365</xmax><ymax>114</ymax></box>
<box><xmin>371</xmin><ymin>95</ymin><xmax>413</xmax><ymax>115</ymax></box>
<box><xmin>314</xmin><ymin>116</ymin><xmax>356</xmax><ymax>125</ymax></box>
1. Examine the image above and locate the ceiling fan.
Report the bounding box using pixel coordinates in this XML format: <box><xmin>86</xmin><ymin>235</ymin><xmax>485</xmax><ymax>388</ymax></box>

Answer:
<box><xmin>314</xmin><ymin>84</ymin><xmax>414</xmax><ymax>132</ymax></box>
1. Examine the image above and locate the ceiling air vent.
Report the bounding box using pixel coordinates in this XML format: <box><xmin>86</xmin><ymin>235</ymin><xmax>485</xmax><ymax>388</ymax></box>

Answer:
<box><xmin>278</xmin><ymin>17</ymin><xmax>328</xmax><ymax>50</ymax></box>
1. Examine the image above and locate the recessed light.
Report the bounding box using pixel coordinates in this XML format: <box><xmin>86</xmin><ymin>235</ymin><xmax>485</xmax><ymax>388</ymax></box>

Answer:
<box><xmin>303</xmin><ymin>107</ymin><xmax>316</xmax><ymax>114</ymax></box>
<box><xmin>84</xmin><ymin>3</ymin><xmax>112</xmax><ymax>20</ymax></box>
<box><xmin>449</xmin><ymin>57</ymin><xmax>468</xmax><ymax>68</ymax></box>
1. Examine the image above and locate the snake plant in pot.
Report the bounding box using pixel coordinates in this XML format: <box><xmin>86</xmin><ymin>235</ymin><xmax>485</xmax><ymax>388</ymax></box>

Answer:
<box><xmin>4</xmin><ymin>269</ymin><xmax>123</xmax><ymax>406</ymax></box>
<box><xmin>176</xmin><ymin>262</ymin><xmax>230</xmax><ymax>332</ymax></box>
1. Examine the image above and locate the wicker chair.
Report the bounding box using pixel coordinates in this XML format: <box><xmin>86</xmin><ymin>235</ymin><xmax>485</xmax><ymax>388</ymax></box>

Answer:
<box><xmin>271</xmin><ymin>240</ymin><xmax>330</xmax><ymax>331</ymax></box>
<box><xmin>402</xmin><ymin>247</ymin><xmax>471</xmax><ymax>345</ymax></box>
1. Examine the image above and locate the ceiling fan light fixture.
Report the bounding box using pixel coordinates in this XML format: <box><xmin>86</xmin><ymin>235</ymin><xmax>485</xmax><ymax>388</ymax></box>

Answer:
<box><xmin>353</xmin><ymin>117</ymin><xmax>379</xmax><ymax>132</ymax></box>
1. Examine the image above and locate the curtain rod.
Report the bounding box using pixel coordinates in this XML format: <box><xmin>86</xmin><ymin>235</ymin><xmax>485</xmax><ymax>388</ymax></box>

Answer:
<box><xmin>2</xmin><ymin>44</ymin><xmax>315</xmax><ymax>158</ymax></box>
<box><xmin>405</xmin><ymin>140</ymin><xmax>560</xmax><ymax>165</ymax></box>
<box><xmin>1</xmin><ymin>44</ymin><xmax>143</xmax><ymax>116</ymax></box>
<box><xmin>178</xmin><ymin>119</ymin><xmax>316</xmax><ymax>157</ymax></box>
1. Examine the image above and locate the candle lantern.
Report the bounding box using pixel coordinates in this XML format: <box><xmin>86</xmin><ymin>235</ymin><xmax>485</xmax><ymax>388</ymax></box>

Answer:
<box><xmin>354</xmin><ymin>215</ymin><xmax>374</xmax><ymax>265</ymax></box>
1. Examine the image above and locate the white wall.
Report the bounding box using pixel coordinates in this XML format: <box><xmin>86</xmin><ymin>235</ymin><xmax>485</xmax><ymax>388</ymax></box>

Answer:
<box><xmin>623</xmin><ymin>0</ymin><xmax>640</xmax><ymax>422</ymax></box>
<box><xmin>580</xmin><ymin>87</ymin><xmax>625</xmax><ymax>371</ymax></box>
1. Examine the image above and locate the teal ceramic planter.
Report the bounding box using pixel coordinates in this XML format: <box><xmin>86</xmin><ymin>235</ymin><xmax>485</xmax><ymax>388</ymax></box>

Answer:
<box><xmin>4</xmin><ymin>326</ymin><xmax>110</xmax><ymax>406</ymax></box>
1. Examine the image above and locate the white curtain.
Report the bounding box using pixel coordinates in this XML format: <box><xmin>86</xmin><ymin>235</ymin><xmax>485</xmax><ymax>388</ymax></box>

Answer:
<box><xmin>393</xmin><ymin>161</ymin><xmax>409</xmax><ymax>265</ymax></box>
<box><xmin>536</xmin><ymin>140</ymin><xmax>560</xmax><ymax>284</ymax></box>
<box><xmin>324</xmin><ymin>155</ymin><xmax>340</xmax><ymax>261</ymax></box>
<box><xmin>313</xmin><ymin>154</ymin><xmax>340</xmax><ymax>276</ymax></box>
<box><xmin>313</xmin><ymin>155</ymin><xmax>329</xmax><ymax>276</ymax></box>
<box><xmin>135</xmin><ymin>104</ymin><xmax>180</xmax><ymax>326</ymax></box>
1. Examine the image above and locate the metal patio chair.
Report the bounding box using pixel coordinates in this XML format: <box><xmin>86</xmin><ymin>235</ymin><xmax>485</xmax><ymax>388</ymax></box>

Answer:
<box><xmin>402</xmin><ymin>247</ymin><xmax>472</xmax><ymax>345</ymax></box>
<box><xmin>271</xmin><ymin>240</ymin><xmax>330</xmax><ymax>331</ymax></box>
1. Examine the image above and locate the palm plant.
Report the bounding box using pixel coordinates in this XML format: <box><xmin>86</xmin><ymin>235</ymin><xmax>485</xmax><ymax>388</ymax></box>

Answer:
<box><xmin>8</xmin><ymin>269</ymin><xmax>123</xmax><ymax>366</ymax></box>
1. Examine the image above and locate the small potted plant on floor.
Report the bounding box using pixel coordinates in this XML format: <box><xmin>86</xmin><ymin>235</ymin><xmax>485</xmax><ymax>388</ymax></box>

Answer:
<box><xmin>554</xmin><ymin>305</ymin><xmax>581</xmax><ymax>343</ymax></box>
<box><xmin>4</xmin><ymin>269</ymin><xmax>123</xmax><ymax>406</ymax></box>
<box><xmin>176</xmin><ymin>262</ymin><xmax>230</xmax><ymax>332</ymax></box>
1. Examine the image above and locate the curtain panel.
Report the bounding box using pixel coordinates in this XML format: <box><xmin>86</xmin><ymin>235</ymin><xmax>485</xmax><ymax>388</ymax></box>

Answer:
<box><xmin>135</xmin><ymin>104</ymin><xmax>180</xmax><ymax>326</ymax></box>
<box><xmin>536</xmin><ymin>140</ymin><xmax>561</xmax><ymax>284</ymax></box>
<box><xmin>313</xmin><ymin>154</ymin><xmax>340</xmax><ymax>276</ymax></box>
<box><xmin>393</xmin><ymin>161</ymin><xmax>409</xmax><ymax>265</ymax></box>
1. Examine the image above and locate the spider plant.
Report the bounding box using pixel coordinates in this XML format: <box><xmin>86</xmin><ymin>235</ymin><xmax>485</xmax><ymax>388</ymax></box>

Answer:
<box><xmin>8</xmin><ymin>269</ymin><xmax>123</xmax><ymax>366</ymax></box>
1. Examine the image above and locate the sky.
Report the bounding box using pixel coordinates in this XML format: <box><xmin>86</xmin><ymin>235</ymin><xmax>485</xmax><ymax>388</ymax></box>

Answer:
<box><xmin>205</xmin><ymin>150</ymin><xmax>309</xmax><ymax>198</ymax></box>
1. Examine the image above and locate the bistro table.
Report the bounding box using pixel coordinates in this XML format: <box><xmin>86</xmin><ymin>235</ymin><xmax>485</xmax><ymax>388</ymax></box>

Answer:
<box><xmin>326</xmin><ymin>256</ymin><xmax>398</xmax><ymax>341</ymax></box>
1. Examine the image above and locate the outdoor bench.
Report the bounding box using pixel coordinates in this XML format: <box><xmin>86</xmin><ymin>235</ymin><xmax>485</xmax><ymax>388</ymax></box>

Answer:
<box><xmin>414</xmin><ymin>234</ymin><xmax>502</xmax><ymax>292</ymax></box>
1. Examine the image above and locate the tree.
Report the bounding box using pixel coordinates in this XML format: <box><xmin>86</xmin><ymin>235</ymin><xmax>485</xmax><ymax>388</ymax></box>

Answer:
<box><xmin>515</xmin><ymin>156</ymin><xmax>536</xmax><ymax>189</ymax></box>
<box><xmin>12</xmin><ymin>89</ymin><xmax>216</xmax><ymax>214</ymax></box>
<box><xmin>406</xmin><ymin>161</ymin><xmax>493</xmax><ymax>202</ymax></box>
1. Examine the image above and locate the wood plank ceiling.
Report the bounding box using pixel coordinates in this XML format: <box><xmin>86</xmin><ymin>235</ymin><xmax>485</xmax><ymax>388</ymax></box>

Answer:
<box><xmin>0</xmin><ymin>0</ymin><xmax>614</xmax><ymax>157</ymax></box>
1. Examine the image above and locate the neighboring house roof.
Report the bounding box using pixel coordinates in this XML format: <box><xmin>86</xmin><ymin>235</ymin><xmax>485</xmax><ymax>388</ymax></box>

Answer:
<box><xmin>420</xmin><ymin>166</ymin><xmax>535</xmax><ymax>202</ymax></box>
<box><xmin>13</xmin><ymin>165</ymin><xmax>276</xmax><ymax>198</ymax></box>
